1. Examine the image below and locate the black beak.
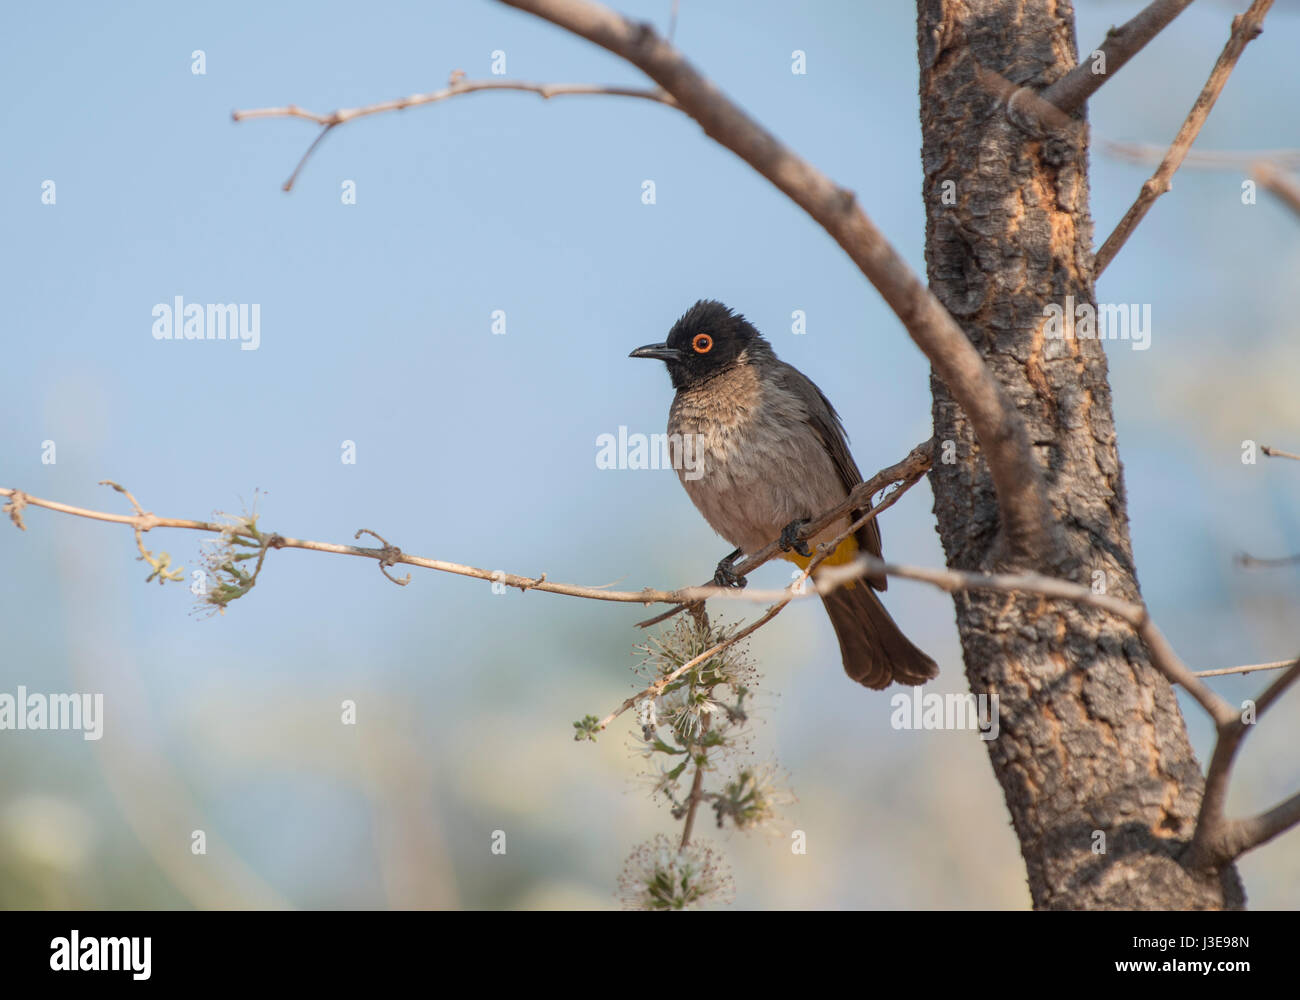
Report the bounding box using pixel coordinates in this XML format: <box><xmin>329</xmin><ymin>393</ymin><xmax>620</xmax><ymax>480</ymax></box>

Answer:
<box><xmin>629</xmin><ymin>342</ymin><xmax>681</xmax><ymax>362</ymax></box>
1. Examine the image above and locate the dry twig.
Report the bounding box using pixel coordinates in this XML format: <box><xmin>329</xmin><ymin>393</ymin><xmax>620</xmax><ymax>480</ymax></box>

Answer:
<box><xmin>1095</xmin><ymin>0</ymin><xmax>1276</xmax><ymax>275</ymax></box>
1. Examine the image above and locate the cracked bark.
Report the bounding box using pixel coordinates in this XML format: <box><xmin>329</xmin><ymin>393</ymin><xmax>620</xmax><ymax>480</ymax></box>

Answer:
<box><xmin>917</xmin><ymin>0</ymin><xmax>1245</xmax><ymax>909</ymax></box>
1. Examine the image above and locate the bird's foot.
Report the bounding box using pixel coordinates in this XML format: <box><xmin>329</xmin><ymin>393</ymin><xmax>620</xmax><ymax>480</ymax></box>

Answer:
<box><xmin>779</xmin><ymin>519</ymin><xmax>813</xmax><ymax>558</ymax></box>
<box><xmin>713</xmin><ymin>548</ymin><xmax>748</xmax><ymax>589</ymax></box>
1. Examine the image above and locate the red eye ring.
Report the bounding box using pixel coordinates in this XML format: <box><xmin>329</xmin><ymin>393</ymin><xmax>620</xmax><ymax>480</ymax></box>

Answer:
<box><xmin>692</xmin><ymin>333</ymin><xmax>713</xmax><ymax>354</ymax></box>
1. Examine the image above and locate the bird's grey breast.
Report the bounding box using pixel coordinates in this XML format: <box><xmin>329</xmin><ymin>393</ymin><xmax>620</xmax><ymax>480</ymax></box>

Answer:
<box><xmin>666</xmin><ymin>355</ymin><xmax>850</xmax><ymax>554</ymax></box>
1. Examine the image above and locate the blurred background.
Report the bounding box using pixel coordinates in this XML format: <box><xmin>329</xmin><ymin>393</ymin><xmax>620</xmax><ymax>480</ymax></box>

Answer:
<box><xmin>1</xmin><ymin>0</ymin><xmax>1297</xmax><ymax>909</ymax></box>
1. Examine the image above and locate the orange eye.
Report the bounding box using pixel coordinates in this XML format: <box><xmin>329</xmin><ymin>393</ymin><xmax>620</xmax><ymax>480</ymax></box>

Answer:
<box><xmin>692</xmin><ymin>333</ymin><xmax>713</xmax><ymax>354</ymax></box>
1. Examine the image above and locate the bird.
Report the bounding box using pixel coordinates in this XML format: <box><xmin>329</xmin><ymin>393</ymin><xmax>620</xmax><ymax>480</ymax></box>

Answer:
<box><xmin>629</xmin><ymin>299</ymin><xmax>938</xmax><ymax>690</ymax></box>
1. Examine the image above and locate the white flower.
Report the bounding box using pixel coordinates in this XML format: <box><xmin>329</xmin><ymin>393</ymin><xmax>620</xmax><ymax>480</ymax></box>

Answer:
<box><xmin>617</xmin><ymin>835</ymin><xmax>735</xmax><ymax>910</ymax></box>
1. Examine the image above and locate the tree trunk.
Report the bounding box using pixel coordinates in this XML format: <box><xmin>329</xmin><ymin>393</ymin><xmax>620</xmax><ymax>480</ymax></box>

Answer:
<box><xmin>916</xmin><ymin>0</ymin><xmax>1245</xmax><ymax>909</ymax></box>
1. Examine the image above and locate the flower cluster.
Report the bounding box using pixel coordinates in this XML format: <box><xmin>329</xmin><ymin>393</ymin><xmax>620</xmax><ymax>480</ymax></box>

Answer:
<box><xmin>193</xmin><ymin>498</ymin><xmax>275</xmax><ymax>617</ymax></box>
<box><xmin>609</xmin><ymin>615</ymin><xmax>792</xmax><ymax>910</ymax></box>
<box><xmin>617</xmin><ymin>834</ymin><xmax>735</xmax><ymax>911</ymax></box>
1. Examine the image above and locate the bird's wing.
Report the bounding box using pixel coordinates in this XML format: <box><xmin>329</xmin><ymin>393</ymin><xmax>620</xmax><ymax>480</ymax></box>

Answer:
<box><xmin>775</xmin><ymin>363</ymin><xmax>887</xmax><ymax>588</ymax></box>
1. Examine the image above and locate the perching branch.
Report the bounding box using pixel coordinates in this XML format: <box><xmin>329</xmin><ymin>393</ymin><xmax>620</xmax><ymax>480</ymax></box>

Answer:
<box><xmin>1095</xmin><ymin>0</ymin><xmax>1276</xmax><ymax>276</ymax></box>
<box><xmin>0</xmin><ymin>441</ymin><xmax>929</xmax><ymax>614</ymax></box>
<box><xmin>0</xmin><ymin>482</ymin><xmax>727</xmax><ymax>608</ymax></box>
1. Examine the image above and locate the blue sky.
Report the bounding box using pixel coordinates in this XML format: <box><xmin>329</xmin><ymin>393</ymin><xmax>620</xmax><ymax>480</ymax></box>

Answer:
<box><xmin>2</xmin><ymin>0</ymin><xmax>1298</xmax><ymax>908</ymax></box>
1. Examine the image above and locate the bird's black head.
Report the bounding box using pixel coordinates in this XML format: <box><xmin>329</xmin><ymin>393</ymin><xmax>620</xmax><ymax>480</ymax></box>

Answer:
<box><xmin>629</xmin><ymin>300</ymin><xmax>764</xmax><ymax>390</ymax></box>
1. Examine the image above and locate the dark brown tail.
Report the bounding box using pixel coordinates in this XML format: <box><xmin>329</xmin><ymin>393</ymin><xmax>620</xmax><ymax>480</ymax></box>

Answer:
<box><xmin>820</xmin><ymin>583</ymin><xmax>938</xmax><ymax>689</ymax></box>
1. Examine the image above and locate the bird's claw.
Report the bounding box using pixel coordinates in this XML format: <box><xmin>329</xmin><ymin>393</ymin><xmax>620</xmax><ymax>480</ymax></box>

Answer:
<box><xmin>713</xmin><ymin>549</ymin><xmax>748</xmax><ymax>589</ymax></box>
<box><xmin>779</xmin><ymin>519</ymin><xmax>813</xmax><ymax>558</ymax></box>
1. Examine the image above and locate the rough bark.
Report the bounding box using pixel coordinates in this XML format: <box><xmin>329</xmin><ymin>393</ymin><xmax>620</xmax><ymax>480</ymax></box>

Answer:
<box><xmin>916</xmin><ymin>0</ymin><xmax>1245</xmax><ymax>909</ymax></box>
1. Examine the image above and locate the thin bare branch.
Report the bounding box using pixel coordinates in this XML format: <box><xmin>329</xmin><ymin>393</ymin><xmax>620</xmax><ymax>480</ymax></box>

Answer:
<box><xmin>1105</xmin><ymin>140</ymin><xmax>1300</xmax><ymax>172</ymax></box>
<box><xmin>1251</xmin><ymin>161</ymin><xmax>1300</xmax><ymax>218</ymax></box>
<box><xmin>1188</xmin><ymin>657</ymin><xmax>1300</xmax><ymax>867</ymax></box>
<box><xmin>1095</xmin><ymin>0</ymin><xmax>1276</xmax><ymax>276</ymax></box>
<box><xmin>1234</xmin><ymin>442</ymin><xmax>1300</xmax><ymax>570</ymax></box>
<box><xmin>1223</xmin><ymin>790</ymin><xmax>1300</xmax><ymax>859</ymax></box>
<box><xmin>1105</xmin><ymin>141</ymin><xmax>1300</xmax><ymax>221</ymax></box>
<box><xmin>1237</xmin><ymin>552</ymin><xmax>1300</xmax><ymax>569</ymax></box>
<box><xmin>679</xmin><ymin>717</ymin><xmax>709</xmax><ymax>850</ymax></box>
<box><xmin>1041</xmin><ymin>0</ymin><xmax>1198</xmax><ymax>114</ymax></box>
<box><xmin>1194</xmin><ymin>659</ymin><xmax>1297</xmax><ymax>678</ymax></box>
<box><xmin>233</xmin><ymin>78</ymin><xmax>677</xmax><ymax>191</ymax></box>
<box><xmin>972</xmin><ymin>62</ymin><xmax>1082</xmax><ymax>135</ymax></box>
